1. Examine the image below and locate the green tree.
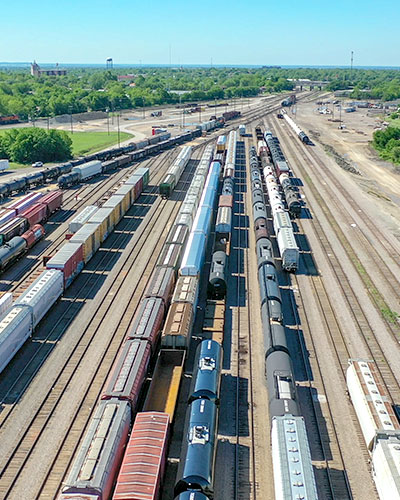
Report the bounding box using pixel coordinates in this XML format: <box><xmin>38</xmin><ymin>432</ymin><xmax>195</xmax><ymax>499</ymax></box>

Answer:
<box><xmin>0</xmin><ymin>128</ymin><xmax>72</xmax><ymax>163</ymax></box>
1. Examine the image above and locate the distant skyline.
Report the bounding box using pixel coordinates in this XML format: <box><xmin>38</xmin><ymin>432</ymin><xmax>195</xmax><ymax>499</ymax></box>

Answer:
<box><xmin>2</xmin><ymin>0</ymin><xmax>399</xmax><ymax>67</ymax></box>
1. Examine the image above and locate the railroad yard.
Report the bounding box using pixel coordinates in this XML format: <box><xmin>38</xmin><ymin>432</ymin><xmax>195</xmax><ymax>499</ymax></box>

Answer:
<box><xmin>0</xmin><ymin>89</ymin><xmax>399</xmax><ymax>500</ymax></box>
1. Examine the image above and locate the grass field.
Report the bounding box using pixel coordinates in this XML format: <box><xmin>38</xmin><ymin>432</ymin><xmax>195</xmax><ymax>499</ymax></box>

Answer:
<box><xmin>388</xmin><ymin>117</ymin><xmax>400</xmax><ymax>129</ymax></box>
<box><xmin>0</xmin><ymin>129</ymin><xmax>134</xmax><ymax>169</ymax></box>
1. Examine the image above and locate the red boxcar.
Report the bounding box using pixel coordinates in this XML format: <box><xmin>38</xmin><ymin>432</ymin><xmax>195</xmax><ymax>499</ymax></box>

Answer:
<box><xmin>102</xmin><ymin>339</ymin><xmax>151</xmax><ymax>406</ymax></box>
<box><xmin>218</xmin><ymin>195</ymin><xmax>233</xmax><ymax>209</ymax></box>
<box><xmin>40</xmin><ymin>190</ymin><xmax>63</xmax><ymax>216</ymax></box>
<box><xmin>20</xmin><ymin>203</ymin><xmax>47</xmax><ymax>226</ymax></box>
<box><xmin>125</xmin><ymin>175</ymin><xmax>143</xmax><ymax>202</ymax></box>
<box><xmin>112</xmin><ymin>412</ymin><xmax>170</xmax><ymax>500</ymax></box>
<box><xmin>46</xmin><ymin>242</ymin><xmax>84</xmax><ymax>288</ymax></box>
<box><xmin>126</xmin><ymin>298</ymin><xmax>165</xmax><ymax>351</ymax></box>
<box><xmin>21</xmin><ymin>224</ymin><xmax>45</xmax><ymax>248</ymax></box>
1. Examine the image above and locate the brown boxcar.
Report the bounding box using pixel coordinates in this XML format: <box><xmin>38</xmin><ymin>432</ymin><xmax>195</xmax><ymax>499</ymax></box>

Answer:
<box><xmin>112</xmin><ymin>412</ymin><xmax>169</xmax><ymax>500</ymax></box>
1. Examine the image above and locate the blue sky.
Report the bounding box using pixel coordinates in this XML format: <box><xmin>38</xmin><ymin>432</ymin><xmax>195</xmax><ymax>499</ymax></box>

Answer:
<box><xmin>2</xmin><ymin>0</ymin><xmax>399</xmax><ymax>66</ymax></box>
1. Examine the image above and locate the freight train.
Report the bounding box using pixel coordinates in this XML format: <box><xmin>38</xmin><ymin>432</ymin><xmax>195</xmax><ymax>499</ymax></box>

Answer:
<box><xmin>57</xmin><ymin>141</ymin><xmax>224</xmax><ymax>500</ymax></box>
<box><xmin>207</xmin><ymin>130</ymin><xmax>236</xmax><ymax>299</ymax></box>
<box><xmin>0</xmin><ymin>190</ymin><xmax>63</xmax><ymax>271</ymax></box>
<box><xmin>174</xmin><ymin>340</ymin><xmax>222</xmax><ymax>499</ymax></box>
<box><xmin>251</xmin><ymin>141</ymin><xmax>299</xmax><ymax>272</ymax></box>
<box><xmin>0</xmin><ymin>168</ymin><xmax>150</xmax><ymax>375</ymax></box>
<box><xmin>281</xmin><ymin>110</ymin><xmax>310</xmax><ymax>144</ymax></box>
<box><xmin>264</xmin><ymin>130</ymin><xmax>303</xmax><ymax>219</ymax></box>
<box><xmin>347</xmin><ymin>359</ymin><xmax>400</xmax><ymax>499</ymax></box>
<box><xmin>249</xmin><ymin>144</ymin><xmax>318</xmax><ymax>500</ymax></box>
<box><xmin>0</xmin><ymin>109</ymin><xmax>243</xmax><ymax>199</ymax></box>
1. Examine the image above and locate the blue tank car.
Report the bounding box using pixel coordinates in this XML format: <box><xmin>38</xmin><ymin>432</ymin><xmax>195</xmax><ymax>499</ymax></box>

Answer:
<box><xmin>177</xmin><ymin>492</ymin><xmax>209</xmax><ymax>500</ymax></box>
<box><xmin>189</xmin><ymin>340</ymin><xmax>222</xmax><ymax>404</ymax></box>
<box><xmin>174</xmin><ymin>399</ymin><xmax>217</xmax><ymax>499</ymax></box>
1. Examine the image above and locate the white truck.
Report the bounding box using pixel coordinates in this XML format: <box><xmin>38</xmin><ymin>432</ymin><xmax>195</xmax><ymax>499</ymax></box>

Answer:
<box><xmin>0</xmin><ymin>159</ymin><xmax>10</xmax><ymax>172</ymax></box>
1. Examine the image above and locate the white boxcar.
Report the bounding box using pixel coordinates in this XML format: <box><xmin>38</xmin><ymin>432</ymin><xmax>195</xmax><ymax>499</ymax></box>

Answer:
<box><xmin>239</xmin><ymin>124</ymin><xmax>246</xmax><ymax>136</ymax></box>
<box><xmin>271</xmin><ymin>416</ymin><xmax>318</xmax><ymax>500</ymax></box>
<box><xmin>60</xmin><ymin>400</ymin><xmax>131</xmax><ymax>500</ymax></box>
<box><xmin>273</xmin><ymin>211</ymin><xmax>293</xmax><ymax>236</ymax></box>
<box><xmin>277</xmin><ymin>227</ymin><xmax>299</xmax><ymax>272</ymax></box>
<box><xmin>0</xmin><ymin>159</ymin><xmax>10</xmax><ymax>171</ymax></box>
<box><xmin>0</xmin><ymin>306</ymin><xmax>32</xmax><ymax>374</ymax></box>
<box><xmin>172</xmin><ymin>276</ymin><xmax>199</xmax><ymax>308</ymax></box>
<box><xmin>215</xmin><ymin>207</ymin><xmax>232</xmax><ymax>236</ymax></box>
<box><xmin>15</xmin><ymin>269</ymin><xmax>63</xmax><ymax>328</ymax></box>
<box><xmin>372</xmin><ymin>431</ymin><xmax>400</xmax><ymax>500</ymax></box>
<box><xmin>68</xmin><ymin>205</ymin><xmax>98</xmax><ymax>234</ymax></box>
<box><xmin>347</xmin><ymin>359</ymin><xmax>400</xmax><ymax>451</ymax></box>
<box><xmin>0</xmin><ymin>292</ymin><xmax>13</xmax><ymax>317</ymax></box>
<box><xmin>175</xmin><ymin>212</ymin><xmax>193</xmax><ymax>231</ymax></box>
<box><xmin>180</xmin><ymin>232</ymin><xmax>206</xmax><ymax>277</ymax></box>
<box><xmin>72</xmin><ymin>160</ymin><xmax>102</xmax><ymax>181</ymax></box>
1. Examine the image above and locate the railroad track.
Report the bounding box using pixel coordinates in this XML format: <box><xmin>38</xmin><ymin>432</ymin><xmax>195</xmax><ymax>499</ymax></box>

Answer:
<box><xmin>0</xmin><ymin>147</ymin><xmax>207</xmax><ymax>499</ymax></box>
<box><xmin>275</xmin><ymin>115</ymin><xmax>400</xmax><ymax>323</ymax></box>
<box><xmin>0</xmin><ymin>148</ymin><xmax>179</xmax><ymax>293</ymax></box>
<box><xmin>232</xmin><ymin>139</ymin><xmax>258</xmax><ymax>500</ymax></box>
<box><xmin>270</xmin><ymin>114</ymin><xmax>400</xmax><ymax>401</ymax></box>
<box><xmin>257</xmin><ymin>118</ymin><xmax>353</xmax><ymax>498</ymax></box>
<box><xmin>267</xmin><ymin>115</ymin><xmax>400</xmax><ymax>497</ymax></box>
<box><xmin>0</xmin><ymin>149</ymin><xmax>178</xmax><ymax>421</ymax></box>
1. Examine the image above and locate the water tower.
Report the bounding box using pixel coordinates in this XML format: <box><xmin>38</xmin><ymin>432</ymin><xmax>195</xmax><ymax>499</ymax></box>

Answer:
<box><xmin>106</xmin><ymin>57</ymin><xmax>113</xmax><ymax>69</ymax></box>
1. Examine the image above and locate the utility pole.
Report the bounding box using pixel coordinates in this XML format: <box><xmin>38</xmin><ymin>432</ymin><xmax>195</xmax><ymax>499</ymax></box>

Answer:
<box><xmin>350</xmin><ymin>50</ymin><xmax>354</xmax><ymax>82</ymax></box>
<box><xmin>106</xmin><ymin>107</ymin><xmax>110</xmax><ymax>135</ymax></box>
<box><xmin>69</xmin><ymin>106</ymin><xmax>73</xmax><ymax>134</ymax></box>
<box><xmin>142</xmin><ymin>97</ymin><xmax>145</xmax><ymax>119</ymax></box>
<box><xmin>117</xmin><ymin>113</ymin><xmax>121</xmax><ymax>147</ymax></box>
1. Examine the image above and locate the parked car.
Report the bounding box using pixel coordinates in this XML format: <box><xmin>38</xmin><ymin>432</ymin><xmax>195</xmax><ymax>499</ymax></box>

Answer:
<box><xmin>32</xmin><ymin>161</ymin><xmax>43</xmax><ymax>168</ymax></box>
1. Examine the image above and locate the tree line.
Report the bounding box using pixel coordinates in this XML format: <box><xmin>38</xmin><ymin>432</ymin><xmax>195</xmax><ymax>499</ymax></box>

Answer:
<box><xmin>0</xmin><ymin>66</ymin><xmax>399</xmax><ymax>122</ymax></box>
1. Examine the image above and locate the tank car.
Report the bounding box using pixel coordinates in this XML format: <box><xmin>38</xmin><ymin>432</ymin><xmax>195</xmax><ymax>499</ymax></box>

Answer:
<box><xmin>174</xmin><ymin>398</ymin><xmax>217</xmax><ymax>499</ymax></box>
<box><xmin>208</xmin><ymin>251</ymin><xmax>227</xmax><ymax>299</ymax></box>
<box><xmin>254</xmin><ymin>217</ymin><xmax>268</xmax><ymax>242</ymax></box>
<box><xmin>58</xmin><ymin>171</ymin><xmax>81</xmax><ymax>189</ymax></box>
<box><xmin>251</xmin><ymin>188</ymin><xmax>264</xmax><ymax>206</ymax></box>
<box><xmin>256</xmin><ymin>237</ymin><xmax>274</xmax><ymax>268</ymax></box>
<box><xmin>258</xmin><ymin>263</ymin><xmax>282</xmax><ymax>310</ymax></box>
<box><xmin>266</xmin><ymin>350</ymin><xmax>300</xmax><ymax>419</ymax></box>
<box><xmin>251</xmin><ymin>180</ymin><xmax>263</xmax><ymax>192</ymax></box>
<box><xmin>253</xmin><ymin>202</ymin><xmax>267</xmax><ymax>224</ymax></box>
<box><xmin>284</xmin><ymin>188</ymin><xmax>302</xmax><ymax>217</ymax></box>
<box><xmin>221</xmin><ymin>178</ymin><xmax>234</xmax><ymax>196</ymax></box>
<box><xmin>5</xmin><ymin>178</ymin><xmax>27</xmax><ymax>194</ymax></box>
<box><xmin>24</xmin><ymin>171</ymin><xmax>44</xmax><ymax>188</ymax></box>
<box><xmin>0</xmin><ymin>237</ymin><xmax>27</xmax><ymax>271</ymax></box>
<box><xmin>261</xmin><ymin>304</ymin><xmax>287</xmax><ymax>355</ymax></box>
<box><xmin>189</xmin><ymin>340</ymin><xmax>223</xmax><ymax>404</ymax></box>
